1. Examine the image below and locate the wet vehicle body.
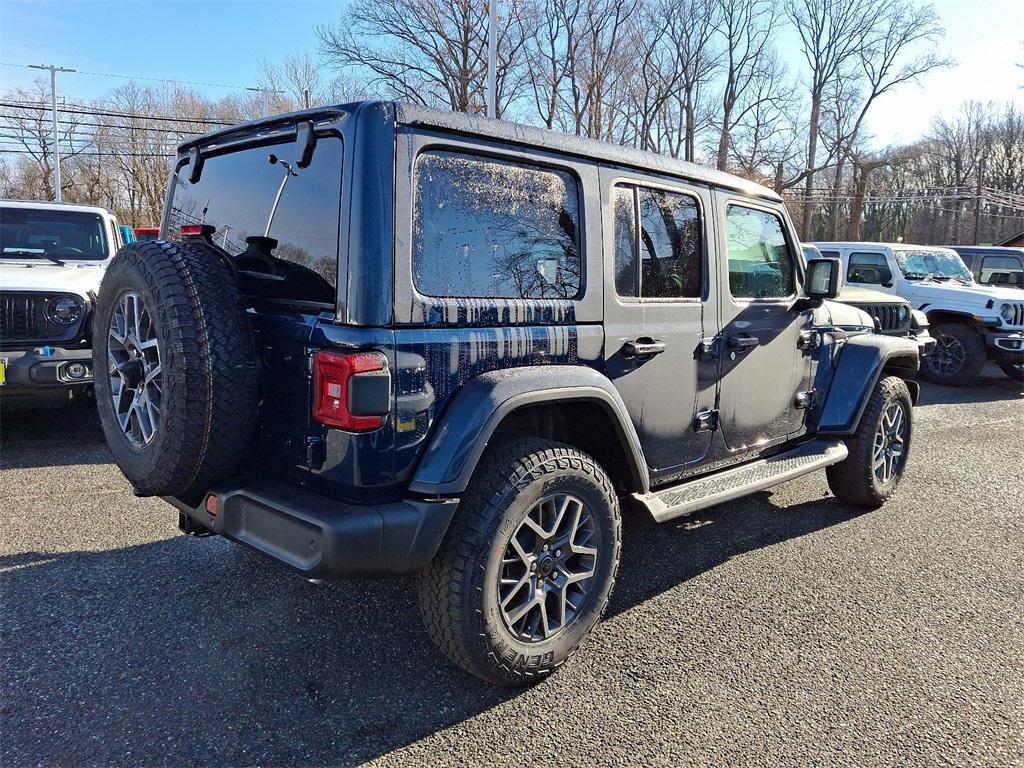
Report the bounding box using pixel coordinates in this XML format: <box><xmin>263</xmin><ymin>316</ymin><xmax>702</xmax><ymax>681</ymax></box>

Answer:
<box><xmin>94</xmin><ymin>102</ymin><xmax>925</xmax><ymax>684</ymax></box>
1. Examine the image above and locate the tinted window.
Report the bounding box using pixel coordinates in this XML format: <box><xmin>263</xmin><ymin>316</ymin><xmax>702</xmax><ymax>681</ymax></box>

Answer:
<box><xmin>980</xmin><ymin>255</ymin><xmax>1023</xmax><ymax>286</ymax></box>
<box><xmin>413</xmin><ymin>150</ymin><xmax>580</xmax><ymax>299</ymax></box>
<box><xmin>818</xmin><ymin>249</ymin><xmax>840</xmax><ymax>259</ymax></box>
<box><xmin>167</xmin><ymin>136</ymin><xmax>343</xmax><ymax>305</ymax></box>
<box><xmin>0</xmin><ymin>208</ymin><xmax>109</xmax><ymax>260</ymax></box>
<box><xmin>847</xmin><ymin>252</ymin><xmax>891</xmax><ymax>284</ymax></box>
<box><xmin>613</xmin><ymin>184</ymin><xmax>701</xmax><ymax>299</ymax></box>
<box><xmin>724</xmin><ymin>205</ymin><xmax>794</xmax><ymax>298</ymax></box>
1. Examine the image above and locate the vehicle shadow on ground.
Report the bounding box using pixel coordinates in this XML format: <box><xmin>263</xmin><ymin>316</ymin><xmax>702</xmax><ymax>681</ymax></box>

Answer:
<box><xmin>0</xmin><ymin>487</ymin><xmax>855</xmax><ymax>768</ymax></box>
<box><xmin>0</xmin><ymin>400</ymin><xmax>111</xmax><ymax>469</ymax></box>
<box><xmin>915</xmin><ymin>366</ymin><xmax>1022</xmax><ymax>407</ymax></box>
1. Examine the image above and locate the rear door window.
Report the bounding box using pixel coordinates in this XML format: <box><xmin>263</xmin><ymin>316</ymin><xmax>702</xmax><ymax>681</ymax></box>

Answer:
<box><xmin>412</xmin><ymin>150</ymin><xmax>581</xmax><ymax>299</ymax></box>
<box><xmin>166</xmin><ymin>136</ymin><xmax>343</xmax><ymax>306</ymax></box>
<box><xmin>613</xmin><ymin>183</ymin><xmax>702</xmax><ymax>299</ymax></box>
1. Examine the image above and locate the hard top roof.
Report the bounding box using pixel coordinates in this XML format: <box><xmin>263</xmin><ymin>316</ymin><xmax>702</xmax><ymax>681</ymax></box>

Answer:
<box><xmin>177</xmin><ymin>100</ymin><xmax>781</xmax><ymax>202</ymax></box>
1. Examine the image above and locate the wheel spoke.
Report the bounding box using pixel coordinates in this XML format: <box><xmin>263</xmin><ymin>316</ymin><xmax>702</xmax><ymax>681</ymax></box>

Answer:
<box><xmin>107</xmin><ymin>290</ymin><xmax>161</xmax><ymax>447</ymax></box>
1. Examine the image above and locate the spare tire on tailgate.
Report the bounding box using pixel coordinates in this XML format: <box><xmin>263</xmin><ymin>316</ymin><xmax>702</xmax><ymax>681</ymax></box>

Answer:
<box><xmin>93</xmin><ymin>240</ymin><xmax>259</xmax><ymax>500</ymax></box>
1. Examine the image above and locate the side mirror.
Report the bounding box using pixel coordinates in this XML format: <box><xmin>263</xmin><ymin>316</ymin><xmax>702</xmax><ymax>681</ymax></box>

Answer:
<box><xmin>805</xmin><ymin>258</ymin><xmax>841</xmax><ymax>300</ymax></box>
<box><xmin>879</xmin><ymin>266</ymin><xmax>893</xmax><ymax>287</ymax></box>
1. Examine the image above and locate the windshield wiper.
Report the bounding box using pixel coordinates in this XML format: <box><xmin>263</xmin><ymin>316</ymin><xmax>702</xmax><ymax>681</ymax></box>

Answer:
<box><xmin>1</xmin><ymin>249</ymin><xmax>65</xmax><ymax>266</ymax></box>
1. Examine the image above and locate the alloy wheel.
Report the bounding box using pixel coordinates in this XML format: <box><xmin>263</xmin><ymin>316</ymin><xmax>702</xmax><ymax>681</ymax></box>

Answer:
<box><xmin>872</xmin><ymin>401</ymin><xmax>907</xmax><ymax>485</ymax></box>
<box><xmin>498</xmin><ymin>493</ymin><xmax>599</xmax><ymax>642</ymax></box>
<box><xmin>107</xmin><ymin>290</ymin><xmax>162</xmax><ymax>447</ymax></box>
<box><xmin>929</xmin><ymin>333</ymin><xmax>966</xmax><ymax>377</ymax></box>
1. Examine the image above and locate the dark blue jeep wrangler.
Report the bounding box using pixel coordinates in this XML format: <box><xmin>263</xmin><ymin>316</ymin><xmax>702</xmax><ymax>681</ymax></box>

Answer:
<box><xmin>94</xmin><ymin>101</ymin><xmax>922</xmax><ymax>685</ymax></box>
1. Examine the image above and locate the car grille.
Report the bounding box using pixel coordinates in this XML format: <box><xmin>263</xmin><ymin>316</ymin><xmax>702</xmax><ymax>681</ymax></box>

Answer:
<box><xmin>850</xmin><ymin>303</ymin><xmax>908</xmax><ymax>334</ymax></box>
<box><xmin>0</xmin><ymin>292</ymin><xmax>86</xmax><ymax>345</ymax></box>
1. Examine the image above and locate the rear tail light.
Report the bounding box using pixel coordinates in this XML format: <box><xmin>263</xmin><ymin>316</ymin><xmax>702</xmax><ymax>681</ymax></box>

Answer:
<box><xmin>312</xmin><ymin>351</ymin><xmax>390</xmax><ymax>431</ymax></box>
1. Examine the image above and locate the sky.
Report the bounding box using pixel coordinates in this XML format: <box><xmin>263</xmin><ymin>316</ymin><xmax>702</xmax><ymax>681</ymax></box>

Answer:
<box><xmin>0</xmin><ymin>0</ymin><xmax>1022</xmax><ymax>149</ymax></box>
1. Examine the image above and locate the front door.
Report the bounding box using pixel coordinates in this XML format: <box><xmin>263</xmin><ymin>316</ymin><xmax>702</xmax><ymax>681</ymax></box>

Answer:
<box><xmin>600</xmin><ymin>168</ymin><xmax>718</xmax><ymax>484</ymax></box>
<box><xmin>714</xmin><ymin>195</ymin><xmax>812</xmax><ymax>452</ymax></box>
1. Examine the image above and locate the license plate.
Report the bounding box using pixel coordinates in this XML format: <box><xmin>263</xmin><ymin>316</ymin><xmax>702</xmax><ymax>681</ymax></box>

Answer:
<box><xmin>0</xmin><ymin>358</ymin><xmax>6</xmax><ymax>387</ymax></box>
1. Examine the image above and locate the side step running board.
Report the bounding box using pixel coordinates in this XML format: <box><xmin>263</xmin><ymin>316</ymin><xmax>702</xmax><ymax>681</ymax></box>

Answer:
<box><xmin>632</xmin><ymin>439</ymin><xmax>848</xmax><ymax>523</ymax></box>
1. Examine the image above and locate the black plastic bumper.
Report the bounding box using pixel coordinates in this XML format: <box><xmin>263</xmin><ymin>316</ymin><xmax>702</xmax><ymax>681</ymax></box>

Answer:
<box><xmin>164</xmin><ymin>479</ymin><xmax>459</xmax><ymax>579</ymax></box>
<box><xmin>0</xmin><ymin>348</ymin><xmax>93</xmax><ymax>403</ymax></box>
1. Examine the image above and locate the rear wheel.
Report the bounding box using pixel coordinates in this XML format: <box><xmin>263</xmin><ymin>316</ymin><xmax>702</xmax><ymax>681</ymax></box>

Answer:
<box><xmin>417</xmin><ymin>438</ymin><xmax>621</xmax><ymax>686</ymax></box>
<box><xmin>827</xmin><ymin>376</ymin><xmax>913</xmax><ymax>509</ymax></box>
<box><xmin>921</xmin><ymin>322</ymin><xmax>986</xmax><ymax>386</ymax></box>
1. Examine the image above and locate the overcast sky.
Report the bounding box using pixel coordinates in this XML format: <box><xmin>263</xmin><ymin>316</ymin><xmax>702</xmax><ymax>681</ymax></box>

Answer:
<box><xmin>1</xmin><ymin>0</ymin><xmax>1021</xmax><ymax>149</ymax></box>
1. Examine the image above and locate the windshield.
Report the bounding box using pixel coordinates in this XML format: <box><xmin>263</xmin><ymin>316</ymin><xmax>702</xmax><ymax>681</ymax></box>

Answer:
<box><xmin>0</xmin><ymin>207</ymin><xmax>109</xmax><ymax>261</ymax></box>
<box><xmin>166</xmin><ymin>135</ymin><xmax>342</xmax><ymax>306</ymax></box>
<box><xmin>894</xmin><ymin>249</ymin><xmax>973</xmax><ymax>282</ymax></box>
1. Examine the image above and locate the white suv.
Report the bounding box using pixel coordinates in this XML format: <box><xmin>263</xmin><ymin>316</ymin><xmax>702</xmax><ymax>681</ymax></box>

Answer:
<box><xmin>1</xmin><ymin>200</ymin><xmax>123</xmax><ymax>406</ymax></box>
<box><xmin>814</xmin><ymin>241</ymin><xmax>1024</xmax><ymax>385</ymax></box>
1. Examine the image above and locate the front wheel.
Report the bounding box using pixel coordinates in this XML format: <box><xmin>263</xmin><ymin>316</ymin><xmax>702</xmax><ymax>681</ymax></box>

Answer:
<box><xmin>921</xmin><ymin>322</ymin><xmax>986</xmax><ymax>386</ymax></box>
<box><xmin>417</xmin><ymin>438</ymin><xmax>621</xmax><ymax>686</ymax></box>
<box><xmin>826</xmin><ymin>376</ymin><xmax>913</xmax><ymax>509</ymax></box>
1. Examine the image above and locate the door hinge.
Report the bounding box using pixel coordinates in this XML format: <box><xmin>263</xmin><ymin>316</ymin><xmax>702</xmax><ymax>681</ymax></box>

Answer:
<box><xmin>795</xmin><ymin>390</ymin><xmax>815</xmax><ymax>409</ymax></box>
<box><xmin>694</xmin><ymin>409</ymin><xmax>719</xmax><ymax>432</ymax></box>
<box><xmin>797</xmin><ymin>330</ymin><xmax>817</xmax><ymax>350</ymax></box>
<box><xmin>696</xmin><ymin>337</ymin><xmax>720</xmax><ymax>359</ymax></box>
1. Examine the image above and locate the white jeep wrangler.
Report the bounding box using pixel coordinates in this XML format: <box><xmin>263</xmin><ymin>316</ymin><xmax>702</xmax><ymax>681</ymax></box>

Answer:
<box><xmin>0</xmin><ymin>200</ymin><xmax>124</xmax><ymax>406</ymax></box>
<box><xmin>814</xmin><ymin>241</ymin><xmax>1024</xmax><ymax>385</ymax></box>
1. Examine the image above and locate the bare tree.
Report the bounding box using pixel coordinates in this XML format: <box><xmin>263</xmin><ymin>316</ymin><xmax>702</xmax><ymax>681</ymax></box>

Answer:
<box><xmin>712</xmin><ymin>0</ymin><xmax>778</xmax><ymax>170</ymax></box>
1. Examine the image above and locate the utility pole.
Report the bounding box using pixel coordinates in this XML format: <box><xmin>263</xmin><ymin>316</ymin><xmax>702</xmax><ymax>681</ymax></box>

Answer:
<box><xmin>246</xmin><ymin>86</ymin><xmax>286</xmax><ymax>117</ymax></box>
<box><xmin>29</xmin><ymin>63</ymin><xmax>76</xmax><ymax>202</ymax></box>
<box><xmin>487</xmin><ymin>0</ymin><xmax>497</xmax><ymax>118</ymax></box>
<box><xmin>303</xmin><ymin>88</ymin><xmax>311</xmax><ymax>110</ymax></box>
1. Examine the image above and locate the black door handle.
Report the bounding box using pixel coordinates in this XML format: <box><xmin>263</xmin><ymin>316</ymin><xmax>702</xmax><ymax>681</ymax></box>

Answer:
<box><xmin>622</xmin><ymin>338</ymin><xmax>666</xmax><ymax>358</ymax></box>
<box><xmin>727</xmin><ymin>334</ymin><xmax>760</xmax><ymax>351</ymax></box>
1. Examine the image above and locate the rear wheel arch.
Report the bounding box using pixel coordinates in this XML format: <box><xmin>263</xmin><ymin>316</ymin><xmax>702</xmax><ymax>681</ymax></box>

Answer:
<box><xmin>408</xmin><ymin>366</ymin><xmax>649</xmax><ymax>497</ymax></box>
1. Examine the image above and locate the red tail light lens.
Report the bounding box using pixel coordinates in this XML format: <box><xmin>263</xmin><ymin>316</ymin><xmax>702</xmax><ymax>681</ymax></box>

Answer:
<box><xmin>180</xmin><ymin>224</ymin><xmax>214</xmax><ymax>238</ymax></box>
<box><xmin>312</xmin><ymin>351</ymin><xmax>389</xmax><ymax>431</ymax></box>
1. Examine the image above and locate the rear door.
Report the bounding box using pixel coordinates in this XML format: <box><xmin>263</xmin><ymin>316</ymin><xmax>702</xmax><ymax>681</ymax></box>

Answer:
<box><xmin>713</xmin><ymin>194</ymin><xmax>812</xmax><ymax>452</ymax></box>
<box><xmin>600</xmin><ymin>167</ymin><xmax>718</xmax><ymax>484</ymax></box>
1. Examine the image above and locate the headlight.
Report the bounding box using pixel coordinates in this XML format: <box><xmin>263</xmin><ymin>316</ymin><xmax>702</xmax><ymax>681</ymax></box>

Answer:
<box><xmin>47</xmin><ymin>296</ymin><xmax>83</xmax><ymax>325</ymax></box>
<box><xmin>898</xmin><ymin>304</ymin><xmax>910</xmax><ymax>323</ymax></box>
<box><xmin>1000</xmin><ymin>303</ymin><xmax>1015</xmax><ymax>323</ymax></box>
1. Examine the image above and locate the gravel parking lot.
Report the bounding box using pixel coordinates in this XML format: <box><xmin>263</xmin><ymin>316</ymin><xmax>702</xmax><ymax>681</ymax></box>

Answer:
<box><xmin>1</xmin><ymin>369</ymin><xmax>1022</xmax><ymax>768</ymax></box>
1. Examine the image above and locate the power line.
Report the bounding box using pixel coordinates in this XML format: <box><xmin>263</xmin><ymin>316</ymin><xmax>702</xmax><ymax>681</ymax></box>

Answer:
<box><xmin>0</xmin><ymin>61</ymin><xmax>255</xmax><ymax>91</ymax></box>
<box><xmin>0</xmin><ymin>148</ymin><xmax>174</xmax><ymax>158</ymax></box>
<box><xmin>0</xmin><ymin>100</ymin><xmax>236</xmax><ymax>126</ymax></box>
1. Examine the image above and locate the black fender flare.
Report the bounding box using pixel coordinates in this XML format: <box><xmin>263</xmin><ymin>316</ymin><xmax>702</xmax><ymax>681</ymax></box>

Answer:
<box><xmin>408</xmin><ymin>365</ymin><xmax>649</xmax><ymax>496</ymax></box>
<box><xmin>813</xmin><ymin>334</ymin><xmax>921</xmax><ymax>436</ymax></box>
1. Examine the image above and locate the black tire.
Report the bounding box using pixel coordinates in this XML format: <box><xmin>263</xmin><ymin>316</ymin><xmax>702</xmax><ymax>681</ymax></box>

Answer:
<box><xmin>997</xmin><ymin>361</ymin><xmax>1024</xmax><ymax>383</ymax></box>
<box><xmin>826</xmin><ymin>375</ymin><xmax>913</xmax><ymax>509</ymax></box>
<box><xmin>417</xmin><ymin>438</ymin><xmax>621</xmax><ymax>686</ymax></box>
<box><xmin>921</xmin><ymin>322</ymin><xmax>986</xmax><ymax>386</ymax></box>
<box><xmin>93</xmin><ymin>240</ymin><xmax>258</xmax><ymax>499</ymax></box>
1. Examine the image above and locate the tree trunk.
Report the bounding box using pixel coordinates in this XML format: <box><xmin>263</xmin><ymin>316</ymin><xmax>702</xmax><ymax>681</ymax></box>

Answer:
<box><xmin>801</xmin><ymin>94</ymin><xmax>823</xmax><ymax>238</ymax></box>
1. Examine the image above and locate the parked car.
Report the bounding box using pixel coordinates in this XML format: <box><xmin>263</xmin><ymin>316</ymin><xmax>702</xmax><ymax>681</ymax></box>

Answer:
<box><xmin>0</xmin><ymin>200</ymin><xmax>122</xmax><ymax>406</ymax></box>
<box><xmin>802</xmin><ymin>244</ymin><xmax>933</xmax><ymax>353</ymax></box>
<box><xmin>948</xmin><ymin>245</ymin><xmax>1024</xmax><ymax>289</ymax></box>
<box><xmin>94</xmin><ymin>102</ymin><xmax>925</xmax><ymax>686</ymax></box>
<box><xmin>133</xmin><ymin>226</ymin><xmax>160</xmax><ymax>241</ymax></box>
<box><xmin>813</xmin><ymin>242</ymin><xmax>1023</xmax><ymax>384</ymax></box>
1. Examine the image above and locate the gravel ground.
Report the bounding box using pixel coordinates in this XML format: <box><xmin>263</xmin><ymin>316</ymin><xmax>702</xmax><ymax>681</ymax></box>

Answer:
<box><xmin>1</xmin><ymin>368</ymin><xmax>1022</xmax><ymax>768</ymax></box>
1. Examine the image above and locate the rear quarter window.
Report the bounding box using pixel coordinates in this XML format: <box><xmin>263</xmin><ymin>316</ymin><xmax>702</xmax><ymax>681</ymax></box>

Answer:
<box><xmin>412</xmin><ymin>150</ymin><xmax>581</xmax><ymax>300</ymax></box>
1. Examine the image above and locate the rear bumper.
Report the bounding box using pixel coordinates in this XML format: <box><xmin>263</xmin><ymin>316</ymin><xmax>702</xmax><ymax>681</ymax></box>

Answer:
<box><xmin>165</xmin><ymin>479</ymin><xmax>459</xmax><ymax>579</ymax></box>
<box><xmin>0</xmin><ymin>347</ymin><xmax>93</xmax><ymax>403</ymax></box>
